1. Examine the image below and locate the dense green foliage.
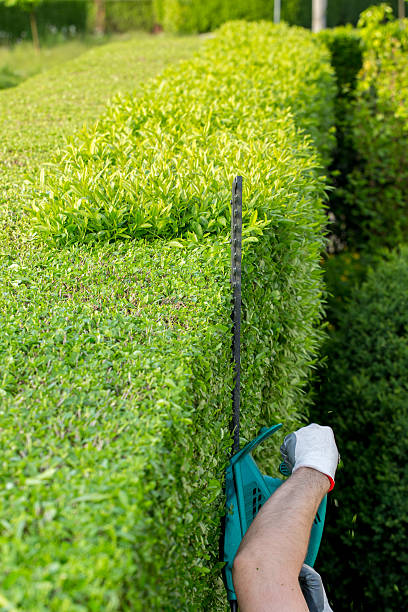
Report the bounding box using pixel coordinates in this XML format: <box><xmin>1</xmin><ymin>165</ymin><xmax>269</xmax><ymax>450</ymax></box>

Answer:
<box><xmin>318</xmin><ymin>26</ymin><xmax>363</xmax><ymax>250</ymax></box>
<box><xmin>1</xmin><ymin>22</ymin><xmax>335</xmax><ymax>609</ymax></box>
<box><xmin>317</xmin><ymin>7</ymin><xmax>408</xmax><ymax>328</ymax></box>
<box><xmin>0</xmin><ymin>33</ymin><xmax>202</xmax><ymax>186</ymax></box>
<box><xmin>327</xmin><ymin>0</ymin><xmax>399</xmax><ymax>28</ymax></box>
<box><xmin>311</xmin><ymin>249</ymin><xmax>408</xmax><ymax>611</ymax></box>
<box><xmin>319</xmin><ymin>27</ymin><xmax>363</xmax><ymax>94</ymax></box>
<box><xmin>0</xmin><ymin>32</ymin><xmax>204</xmax><ymax>610</ymax></box>
<box><xmin>310</xmin><ymin>7</ymin><xmax>408</xmax><ymax>612</ymax></box>
<box><xmin>0</xmin><ymin>0</ymin><xmax>87</xmax><ymax>43</ymax></box>
<box><xmin>105</xmin><ymin>0</ymin><xmax>154</xmax><ymax>33</ymax></box>
<box><xmin>155</xmin><ymin>0</ymin><xmax>273</xmax><ymax>33</ymax></box>
<box><xmin>153</xmin><ymin>0</ymin><xmax>401</xmax><ymax>33</ymax></box>
<box><xmin>30</xmin><ymin>22</ymin><xmax>334</xmax><ymax>245</ymax></box>
<box><xmin>344</xmin><ymin>6</ymin><xmax>408</xmax><ymax>252</ymax></box>
<box><xmin>0</xmin><ymin>239</ymin><xmax>233</xmax><ymax>611</ymax></box>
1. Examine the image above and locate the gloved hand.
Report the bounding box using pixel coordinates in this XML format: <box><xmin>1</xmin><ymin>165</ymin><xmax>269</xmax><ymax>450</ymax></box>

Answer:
<box><xmin>280</xmin><ymin>423</ymin><xmax>339</xmax><ymax>491</ymax></box>
<box><xmin>299</xmin><ymin>564</ymin><xmax>333</xmax><ymax>612</ymax></box>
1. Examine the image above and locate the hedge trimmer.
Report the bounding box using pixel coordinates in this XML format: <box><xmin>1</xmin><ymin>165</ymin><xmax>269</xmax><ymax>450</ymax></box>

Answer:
<box><xmin>222</xmin><ymin>177</ymin><xmax>327</xmax><ymax>611</ymax></box>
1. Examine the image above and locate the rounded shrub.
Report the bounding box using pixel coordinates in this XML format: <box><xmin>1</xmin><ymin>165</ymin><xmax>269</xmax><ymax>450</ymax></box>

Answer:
<box><xmin>311</xmin><ymin>247</ymin><xmax>408</xmax><ymax>611</ymax></box>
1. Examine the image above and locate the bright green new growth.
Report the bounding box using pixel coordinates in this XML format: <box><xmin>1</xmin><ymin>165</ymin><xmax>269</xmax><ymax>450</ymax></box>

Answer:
<box><xmin>30</xmin><ymin>21</ymin><xmax>334</xmax><ymax>246</ymax></box>
<box><xmin>2</xmin><ymin>22</ymin><xmax>335</xmax><ymax>610</ymax></box>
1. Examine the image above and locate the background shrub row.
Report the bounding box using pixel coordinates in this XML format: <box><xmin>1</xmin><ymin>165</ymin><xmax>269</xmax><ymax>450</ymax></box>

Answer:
<box><xmin>311</xmin><ymin>7</ymin><xmax>408</xmax><ymax>611</ymax></box>
<box><xmin>153</xmin><ymin>0</ymin><xmax>401</xmax><ymax>34</ymax></box>
<box><xmin>345</xmin><ymin>5</ymin><xmax>408</xmax><ymax>253</ymax></box>
<box><xmin>0</xmin><ymin>22</ymin><xmax>335</xmax><ymax>610</ymax></box>
<box><xmin>311</xmin><ymin>247</ymin><xmax>408</xmax><ymax>611</ymax></box>
<box><xmin>0</xmin><ymin>1</ymin><xmax>88</xmax><ymax>43</ymax></box>
<box><xmin>0</xmin><ymin>0</ymin><xmax>401</xmax><ymax>42</ymax></box>
<box><xmin>319</xmin><ymin>5</ymin><xmax>408</xmax><ymax>256</ymax></box>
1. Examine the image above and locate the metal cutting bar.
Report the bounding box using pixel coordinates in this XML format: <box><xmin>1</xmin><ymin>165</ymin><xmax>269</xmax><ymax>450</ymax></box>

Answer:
<box><xmin>230</xmin><ymin>176</ymin><xmax>243</xmax><ymax>455</ymax></box>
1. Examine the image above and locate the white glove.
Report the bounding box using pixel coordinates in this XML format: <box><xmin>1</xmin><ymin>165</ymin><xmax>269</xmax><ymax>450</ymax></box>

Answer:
<box><xmin>280</xmin><ymin>423</ymin><xmax>339</xmax><ymax>491</ymax></box>
<box><xmin>299</xmin><ymin>564</ymin><xmax>333</xmax><ymax>612</ymax></box>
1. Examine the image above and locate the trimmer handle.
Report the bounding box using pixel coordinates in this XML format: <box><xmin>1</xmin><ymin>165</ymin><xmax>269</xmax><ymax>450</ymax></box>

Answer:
<box><xmin>223</xmin><ymin>423</ymin><xmax>327</xmax><ymax>603</ymax></box>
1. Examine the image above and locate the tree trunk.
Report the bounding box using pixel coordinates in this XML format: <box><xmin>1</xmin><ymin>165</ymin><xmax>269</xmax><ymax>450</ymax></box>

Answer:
<box><xmin>398</xmin><ymin>0</ymin><xmax>405</xmax><ymax>20</ymax></box>
<box><xmin>29</xmin><ymin>11</ymin><xmax>40</xmax><ymax>53</ymax></box>
<box><xmin>274</xmin><ymin>0</ymin><xmax>281</xmax><ymax>24</ymax></box>
<box><xmin>312</xmin><ymin>0</ymin><xmax>327</xmax><ymax>33</ymax></box>
<box><xmin>94</xmin><ymin>0</ymin><xmax>106</xmax><ymax>35</ymax></box>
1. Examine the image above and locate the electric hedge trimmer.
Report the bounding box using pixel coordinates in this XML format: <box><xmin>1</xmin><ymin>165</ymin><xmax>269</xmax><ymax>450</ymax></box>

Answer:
<box><xmin>222</xmin><ymin>177</ymin><xmax>327</xmax><ymax>611</ymax></box>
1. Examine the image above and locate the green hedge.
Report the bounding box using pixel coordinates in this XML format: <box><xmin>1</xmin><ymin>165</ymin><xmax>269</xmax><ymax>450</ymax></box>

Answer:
<box><xmin>0</xmin><ymin>239</ymin><xmax>234</xmax><ymax>611</ymax></box>
<box><xmin>1</xmin><ymin>22</ymin><xmax>335</xmax><ymax>609</ymax></box>
<box><xmin>154</xmin><ymin>0</ymin><xmax>312</xmax><ymax>33</ymax></box>
<box><xmin>318</xmin><ymin>26</ymin><xmax>363</xmax><ymax>250</ymax></box>
<box><xmin>327</xmin><ymin>0</ymin><xmax>399</xmax><ymax>28</ymax></box>
<box><xmin>30</xmin><ymin>22</ymin><xmax>334</xmax><ymax>245</ymax></box>
<box><xmin>317</xmin><ymin>6</ymin><xmax>408</xmax><ymax>254</ymax></box>
<box><xmin>105</xmin><ymin>1</ymin><xmax>154</xmax><ymax>33</ymax></box>
<box><xmin>153</xmin><ymin>0</ymin><xmax>400</xmax><ymax>33</ymax></box>
<box><xmin>311</xmin><ymin>248</ymin><xmax>408</xmax><ymax>611</ymax></box>
<box><xmin>343</xmin><ymin>6</ymin><xmax>408</xmax><ymax>252</ymax></box>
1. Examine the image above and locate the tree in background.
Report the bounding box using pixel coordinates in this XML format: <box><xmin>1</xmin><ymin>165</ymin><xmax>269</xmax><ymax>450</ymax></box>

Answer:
<box><xmin>0</xmin><ymin>0</ymin><xmax>44</xmax><ymax>51</ymax></box>
<box><xmin>94</xmin><ymin>0</ymin><xmax>105</xmax><ymax>34</ymax></box>
<box><xmin>312</xmin><ymin>0</ymin><xmax>327</xmax><ymax>32</ymax></box>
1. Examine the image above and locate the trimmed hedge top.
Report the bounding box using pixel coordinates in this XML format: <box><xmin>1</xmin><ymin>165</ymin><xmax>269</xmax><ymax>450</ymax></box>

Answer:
<box><xmin>29</xmin><ymin>21</ymin><xmax>334</xmax><ymax>246</ymax></box>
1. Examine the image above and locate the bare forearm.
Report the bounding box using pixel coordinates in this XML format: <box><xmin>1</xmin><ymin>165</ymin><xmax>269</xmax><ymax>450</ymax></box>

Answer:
<box><xmin>233</xmin><ymin>468</ymin><xmax>329</xmax><ymax>611</ymax></box>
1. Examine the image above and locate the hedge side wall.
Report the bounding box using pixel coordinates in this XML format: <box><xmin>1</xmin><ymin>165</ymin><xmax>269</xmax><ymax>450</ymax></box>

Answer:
<box><xmin>1</xmin><ymin>22</ymin><xmax>334</xmax><ymax>609</ymax></box>
<box><xmin>317</xmin><ymin>26</ymin><xmax>362</xmax><ymax>251</ymax></box>
<box><xmin>310</xmin><ymin>248</ymin><xmax>408</xmax><ymax>611</ymax></box>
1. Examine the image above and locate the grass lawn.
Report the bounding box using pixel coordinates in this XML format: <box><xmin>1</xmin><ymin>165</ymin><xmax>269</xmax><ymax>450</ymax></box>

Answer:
<box><xmin>0</xmin><ymin>34</ymin><xmax>137</xmax><ymax>91</ymax></box>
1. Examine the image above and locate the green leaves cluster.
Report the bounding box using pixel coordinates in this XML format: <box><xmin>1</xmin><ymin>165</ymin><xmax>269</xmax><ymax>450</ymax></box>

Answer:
<box><xmin>153</xmin><ymin>0</ymin><xmax>275</xmax><ymax>33</ymax></box>
<box><xmin>0</xmin><ymin>0</ymin><xmax>43</xmax><ymax>9</ymax></box>
<box><xmin>29</xmin><ymin>21</ymin><xmax>335</xmax><ymax>246</ymax></box>
<box><xmin>1</xmin><ymin>21</ymin><xmax>336</xmax><ymax>609</ymax></box>
<box><xmin>0</xmin><ymin>240</ymin><xmax>233</xmax><ymax>610</ymax></box>
<box><xmin>343</xmin><ymin>7</ymin><xmax>408</xmax><ymax>251</ymax></box>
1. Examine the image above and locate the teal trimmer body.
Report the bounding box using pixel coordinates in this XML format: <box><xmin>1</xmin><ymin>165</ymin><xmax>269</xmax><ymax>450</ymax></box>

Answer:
<box><xmin>223</xmin><ymin>423</ymin><xmax>327</xmax><ymax>603</ymax></box>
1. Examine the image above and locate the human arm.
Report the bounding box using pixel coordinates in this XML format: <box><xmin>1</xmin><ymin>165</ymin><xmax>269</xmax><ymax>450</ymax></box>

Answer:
<box><xmin>232</xmin><ymin>467</ymin><xmax>329</xmax><ymax>612</ymax></box>
<box><xmin>232</xmin><ymin>424</ymin><xmax>339</xmax><ymax>612</ymax></box>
